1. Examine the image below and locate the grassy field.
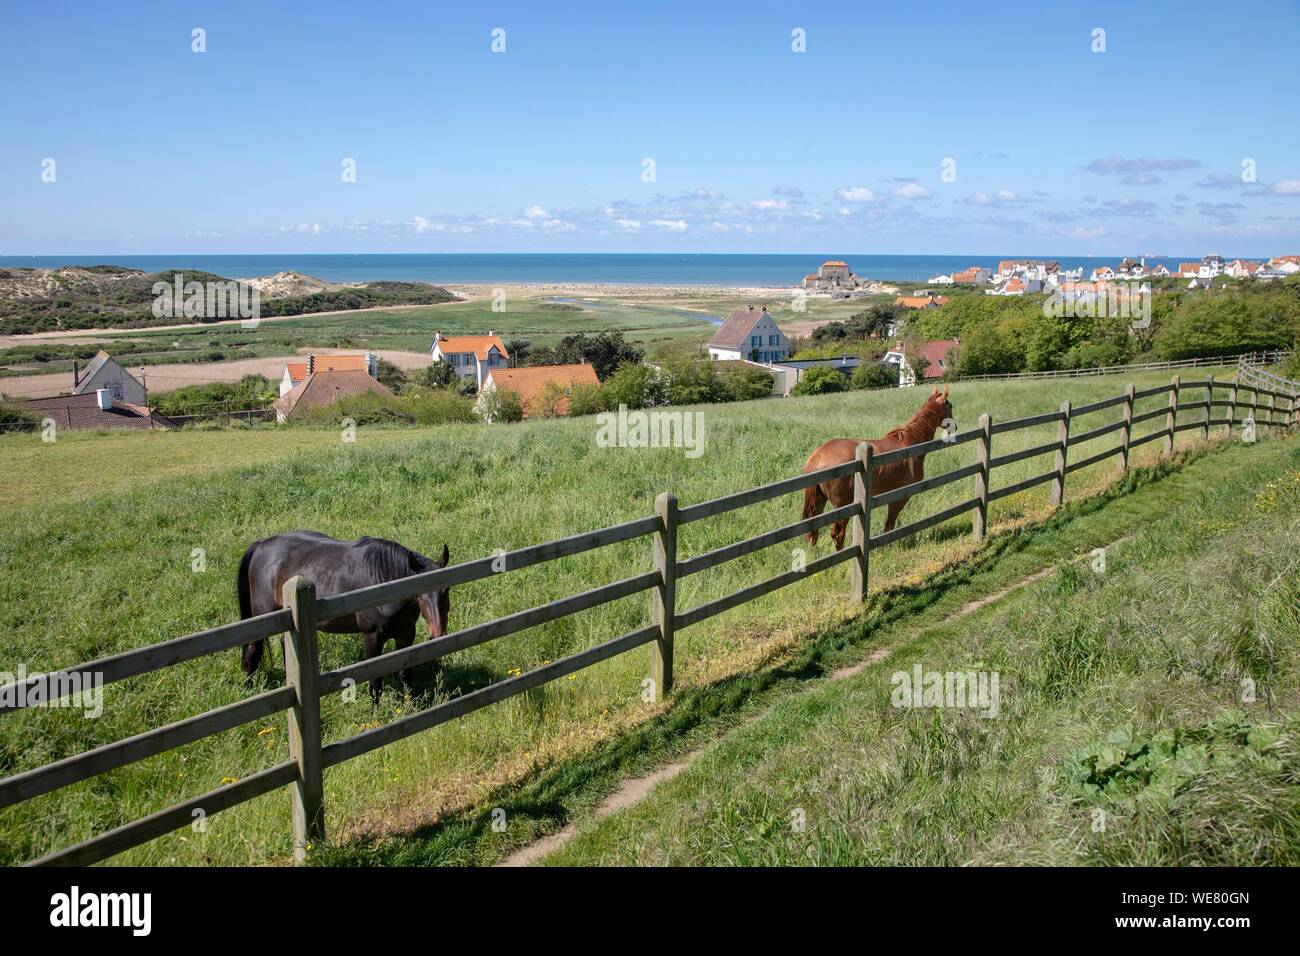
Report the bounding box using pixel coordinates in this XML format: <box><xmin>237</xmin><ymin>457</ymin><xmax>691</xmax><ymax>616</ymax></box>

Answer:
<box><xmin>540</xmin><ymin>438</ymin><xmax>1300</xmax><ymax>866</ymax></box>
<box><xmin>0</xmin><ymin>365</ymin><xmax>1286</xmax><ymax>865</ymax></box>
<box><xmin>0</xmin><ymin>294</ymin><xmax>718</xmax><ymax>386</ymax></box>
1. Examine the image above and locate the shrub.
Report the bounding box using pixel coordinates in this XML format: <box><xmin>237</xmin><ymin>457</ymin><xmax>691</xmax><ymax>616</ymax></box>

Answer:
<box><xmin>791</xmin><ymin>365</ymin><xmax>849</xmax><ymax>396</ymax></box>
<box><xmin>601</xmin><ymin>363</ymin><xmax>665</xmax><ymax>409</ymax></box>
<box><xmin>720</xmin><ymin>365</ymin><xmax>775</xmax><ymax>401</ymax></box>
<box><xmin>851</xmin><ymin>361</ymin><xmax>898</xmax><ymax>389</ymax></box>
<box><xmin>567</xmin><ymin>382</ymin><xmax>609</xmax><ymax>416</ymax></box>
<box><xmin>478</xmin><ymin>387</ymin><xmax>524</xmax><ymax>423</ymax></box>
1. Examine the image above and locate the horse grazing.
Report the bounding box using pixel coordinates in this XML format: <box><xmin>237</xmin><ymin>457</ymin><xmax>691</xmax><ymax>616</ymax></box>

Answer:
<box><xmin>801</xmin><ymin>384</ymin><xmax>955</xmax><ymax>550</ymax></box>
<box><xmin>237</xmin><ymin>531</ymin><xmax>451</xmax><ymax>704</ymax></box>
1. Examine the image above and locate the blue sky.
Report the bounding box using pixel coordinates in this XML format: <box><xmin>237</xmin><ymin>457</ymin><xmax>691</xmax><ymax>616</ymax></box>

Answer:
<box><xmin>2</xmin><ymin>0</ymin><xmax>1297</xmax><ymax>256</ymax></box>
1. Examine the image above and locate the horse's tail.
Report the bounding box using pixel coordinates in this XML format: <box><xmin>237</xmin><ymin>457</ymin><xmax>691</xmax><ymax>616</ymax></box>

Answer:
<box><xmin>237</xmin><ymin>542</ymin><xmax>256</xmax><ymax>620</ymax></box>
<box><xmin>803</xmin><ymin>482</ymin><xmax>827</xmax><ymax>546</ymax></box>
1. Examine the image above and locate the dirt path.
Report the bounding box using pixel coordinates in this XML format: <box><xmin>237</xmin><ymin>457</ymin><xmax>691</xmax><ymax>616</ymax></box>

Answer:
<box><xmin>497</xmin><ymin>534</ymin><xmax>1133</xmax><ymax>866</ymax></box>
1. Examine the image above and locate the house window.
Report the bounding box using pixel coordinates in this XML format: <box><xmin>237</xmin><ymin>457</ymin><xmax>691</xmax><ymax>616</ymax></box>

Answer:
<box><xmin>768</xmin><ymin>334</ymin><xmax>778</xmax><ymax>346</ymax></box>
<box><xmin>751</xmin><ymin>335</ymin><xmax>761</xmax><ymax>348</ymax></box>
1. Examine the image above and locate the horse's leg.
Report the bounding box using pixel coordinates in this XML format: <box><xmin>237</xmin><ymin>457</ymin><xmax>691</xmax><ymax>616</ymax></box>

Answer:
<box><xmin>392</xmin><ymin>624</ymin><xmax>416</xmax><ymax>697</ymax></box>
<box><xmin>241</xmin><ymin>640</ymin><xmax>265</xmax><ymax>687</ymax></box>
<box><xmin>363</xmin><ymin>631</ymin><xmax>385</xmax><ymax>706</ymax></box>
<box><xmin>884</xmin><ymin>498</ymin><xmax>908</xmax><ymax>532</ymax></box>
<box><xmin>831</xmin><ymin>519</ymin><xmax>847</xmax><ymax>551</ymax></box>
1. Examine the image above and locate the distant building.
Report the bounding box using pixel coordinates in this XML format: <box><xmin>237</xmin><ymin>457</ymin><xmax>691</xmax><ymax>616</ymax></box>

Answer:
<box><xmin>803</xmin><ymin>260</ymin><xmax>863</xmax><ymax>291</ymax></box>
<box><xmin>1199</xmin><ymin>254</ymin><xmax>1225</xmax><ymax>279</ymax></box>
<box><xmin>882</xmin><ymin>339</ymin><xmax>959</xmax><ymax>387</ymax></box>
<box><xmin>950</xmin><ymin>266</ymin><xmax>991</xmax><ymax>285</ymax></box>
<box><xmin>707</xmin><ymin>306</ymin><xmax>790</xmax><ymax>363</ymax></box>
<box><xmin>1225</xmin><ymin>259</ymin><xmax>1263</xmax><ymax>278</ymax></box>
<box><xmin>279</xmin><ymin>352</ymin><xmax>378</xmax><ymax>397</ymax></box>
<box><xmin>928</xmin><ymin>273</ymin><xmax>954</xmax><ymax>285</ymax></box>
<box><xmin>430</xmin><ymin>332</ymin><xmax>510</xmax><ymax>389</ymax></box>
<box><xmin>895</xmin><ymin>295</ymin><xmax>949</xmax><ymax>309</ymax></box>
<box><xmin>274</xmin><ymin>370</ymin><xmax>394</xmax><ymax>422</ymax></box>
<box><xmin>71</xmin><ymin>350</ymin><xmax>147</xmax><ymax>405</ymax></box>
<box><xmin>19</xmin><ymin>390</ymin><xmax>173</xmax><ymax>431</ymax></box>
<box><xmin>995</xmin><ymin>259</ymin><xmax>1058</xmax><ymax>281</ymax></box>
<box><xmin>1090</xmin><ymin>265</ymin><xmax>1116</xmax><ymax>281</ymax></box>
<box><xmin>475</xmin><ymin>363</ymin><xmax>600</xmax><ymax>420</ymax></box>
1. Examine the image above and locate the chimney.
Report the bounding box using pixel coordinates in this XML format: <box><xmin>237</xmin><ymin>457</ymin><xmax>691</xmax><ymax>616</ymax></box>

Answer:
<box><xmin>72</xmin><ymin>360</ymin><xmax>80</xmax><ymax>388</ymax></box>
<box><xmin>434</xmin><ymin>332</ymin><xmax>444</xmax><ymax>342</ymax></box>
<box><xmin>488</xmin><ymin>329</ymin><xmax>497</xmax><ymax>337</ymax></box>
<box><xmin>96</xmin><ymin>388</ymin><xmax>112</xmax><ymax>411</ymax></box>
<box><xmin>747</xmin><ymin>305</ymin><xmax>754</xmax><ymax>311</ymax></box>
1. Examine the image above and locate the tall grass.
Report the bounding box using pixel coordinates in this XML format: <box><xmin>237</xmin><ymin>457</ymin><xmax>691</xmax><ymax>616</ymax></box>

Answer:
<box><xmin>0</xmin><ymin>366</ymin><xmax>1273</xmax><ymax>864</ymax></box>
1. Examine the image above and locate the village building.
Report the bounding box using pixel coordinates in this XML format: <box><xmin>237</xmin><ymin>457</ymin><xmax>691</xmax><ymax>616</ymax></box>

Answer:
<box><xmin>274</xmin><ymin>370</ymin><xmax>394</xmax><ymax>422</ymax></box>
<box><xmin>18</xmin><ymin>390</ymin><xmax>173</xmax><ymax>431</ymax></box>
<box><xmin>707</xmin><ymin>306</ymin><xmax>791</xmax><ymax>363</ymax></box>
<box><xmin>995</xmin><ymin>259</ymin><xmax>1059</xmax><ymax>282</ymax></box>
<box><xmin>475</xmin><ymin>363</ymin><xmax>600</xmax><ymax>420</ymax></box>
<box><xmin>802</xmin><ymin>260</ymin><xmax>863</xmax><ymax>291</ymax></box>
<box><xmin>71</xmin><ymin>350</ymin><xmax>148</xmax><ymax>405</ymax></box>
<box><xmin>950</xmin><ymin>266</ymin><xmax>991</xmax><ymax>285</ymax></box>
<box><xmin>1090</xmin><ymin>265</ymin><xmax>1116</xmax><ymax>281</ymax></box>
<box><xmin>1199</xmin><ymin>254</ymin><xmax>1225</xmax><ymax>279</ymax></box>
<box><xmin>895</xmin><ymin>294</ymin><xmax>949</xmax><ymax>309</ymax></box>
<box><xmin>430</xmin><ymin>332</ymin><xmax>510</xmax><ymax>389</ymax></box>
<box><xmin>1225</xmin><ymin>259</ymin><xmax>1263</xmax><ymax>278</ymax></box>
<box><xmin>279</xmin><ymin>352</ymin><xmax>378</xmax><ymax>397</ymax></box>
<box><xmin>882</xmin><ymin>339</ymin><xmax>959</xmax><ymax>387</ymax></box>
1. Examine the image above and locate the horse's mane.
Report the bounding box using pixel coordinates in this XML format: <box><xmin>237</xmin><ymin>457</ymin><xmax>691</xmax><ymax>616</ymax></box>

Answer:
<box><xmin>883</xmin><ymin>395</ymin><xmax>947</xmax><ymax>445</ymax></box>
<box><xmin>358</xmin><ymin>536</ymin><xmax>431</xmax><ymax>580</ymax></box>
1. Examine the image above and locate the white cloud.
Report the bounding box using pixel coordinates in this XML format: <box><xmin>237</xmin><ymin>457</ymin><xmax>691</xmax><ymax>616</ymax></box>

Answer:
<box><xmin>653</xmin><ymin>219</ymin><xmax>688</xmax><ymax>232</ymax></box>
<box><xmin>890</xmin><ymin>182</ymin><xmax>931</xmax><ymax>199</ymax></box>
<box><xmin>408</xmin><ymin>216</ymin><xmax>444</xmax><ymax>233</ymax></box>
<box><xmin>616</xmin><ymin>218</ymin><xmax>641</xmax><ymax>231</ymax></box>
<box><xmin>1267</xmin><ymin>179</ymin><xmax>1300</xmax><ymax>196</ymax></box>
<box><xmin>749</xmin><ymin>198</ymin><xmax>789</xmax><ymax>210</ymax></box>
<box><xmin>1069</xmin><ymin>226</ymin><xmax>1105</xmax><ymax>239</ymax></box>
<box><xmin>835</xmin><ymin>187</ymin><xmax>877</xmax><ymax>203</ymax></box>
<box><xmin>524</xmin><ymin>205</ymin><xmax>548</xmax><ymax>219</ymax></box>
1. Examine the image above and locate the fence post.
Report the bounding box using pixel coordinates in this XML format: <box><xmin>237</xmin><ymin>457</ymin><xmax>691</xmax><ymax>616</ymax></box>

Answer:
<box><xmin>1201</xmin><ymin>379</ymin><xmax>1212</xmax><ymax>441</ymax></box>
<box><xmin>1051</xmin><ymin>400</ymin><xmax>1071</xmax><ymax>507</ymax></box>
<box><xmin>282</xmin><ymin>575</ymin><xmax>324</xmax><ymax>865</ymax></box>
<box><xmin>1163</xmin><ymin>374</ymin><xmax>1180</xmax><ymax>457</ymax></box>
<box><xmin>649</xmin><ymin>492</ymin><xmax>677</xmax><ymax>701</ymax></box>
<box><xmin>1226</xmin><ymin>380</ymin><xmax>1237</xmax><ymax>438</ymax></box>
<box><xmin>1117</xmin><ymin>384</ymin><xmax>1135</xmax><ymax>473</ymax></box>
<box><xmin>1265</xmin><ymin>392</ymin><xmax>1276</xmax><ymax>436</ymax></box>
<box><xmin>1249</xmin><ymin>383</ymin><xmax>1259</xmax><ymax>437</ymax></box>
<box><xmin>973</xmin><ymin>414</ymin><xmax>991</xmax><ymax>539</ymax></box>
<box><xmin>850</xmin><ymin>443</ymin><xmax>871</xmax><ymax>601</ymax></box>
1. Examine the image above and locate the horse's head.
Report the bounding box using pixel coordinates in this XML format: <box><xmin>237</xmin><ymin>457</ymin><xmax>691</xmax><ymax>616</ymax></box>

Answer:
<box><xmin>411</xmin><ymin>543</ymin><xmax>451</xmax><ymax>640</ymax></box>
<box><xmin>930</xmin><ymin>384</ymin><xmax>954</xmax><ymax>433</ymax></box>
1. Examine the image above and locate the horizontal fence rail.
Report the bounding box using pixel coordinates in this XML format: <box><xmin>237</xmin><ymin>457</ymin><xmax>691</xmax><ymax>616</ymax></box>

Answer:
<box><xmin>3</xmin><ymin>367</ymin><xmax>1297</xmax><ymax>867</ymax></box>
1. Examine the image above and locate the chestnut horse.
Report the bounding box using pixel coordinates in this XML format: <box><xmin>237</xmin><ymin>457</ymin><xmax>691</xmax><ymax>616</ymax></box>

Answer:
<box><xmin>238</xmin><ymin>531</ymin><xmax>451</xmax><ymax>704</ymax></box>
<box><xmin>801</xmin><ymin>385</ymin><xmax>955</xmax><ymax>550</ymax></box>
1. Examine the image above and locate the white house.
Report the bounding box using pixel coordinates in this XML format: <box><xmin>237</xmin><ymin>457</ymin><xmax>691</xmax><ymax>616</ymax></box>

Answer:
<box><xmin>1225</xmin><ymin>259</ymin><xmax>1262</xmax><ymax>278</ymax></box>
<box><xmin>1199</xmin><ymin>254</ymin><xmax>1225</xmax><ymax>279</ymax></box>
<box><xmin>71</xmin><ymin>350</ymin><xmax>147</xmax><ymax>405</ymax></box>
<box><xmin>707</xmin><ymin>306</ymin><xmax>791</xmax><ymax>363</ymax></box>
<box><xmin>430</xmin><ymin>332</ymin><xmax>510</xmax><ymax>389</ymax></box>
<box><xmin>928</xmin><ymin>273</ymin><xmax>954</xmax><ymax>285</ymax></box>
<box><xmin>279</xmin><ymin>352</ymin><xmax>378</xmax><ymax>397</ymax></box>
<box><xmin>1091</xmin><ymin>265</ymin><xmax>1117</xmax><ymax>281</ymax></box>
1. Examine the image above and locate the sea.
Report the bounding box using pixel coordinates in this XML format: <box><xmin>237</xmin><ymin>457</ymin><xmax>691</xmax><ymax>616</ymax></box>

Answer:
<box><xmin>0</xmin><ymin>253</ymin><xmax>1197</xmax><ymax>286</ymax></box>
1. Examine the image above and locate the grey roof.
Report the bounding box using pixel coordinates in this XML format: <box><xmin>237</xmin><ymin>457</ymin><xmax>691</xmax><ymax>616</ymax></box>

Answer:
<box><xmin>72</xmin><ymin>350</ymin><xmax>112</xmax><ymax>393</ymax></box>
<box><xmin>709</xmin><ymin>307</ymin><xmax>769</xmax><ymax>350</ymax></box>
<box><xmin>19</xmin><ymin>392</ymin><xmax>172</xmax><ymax>430</ymax></box>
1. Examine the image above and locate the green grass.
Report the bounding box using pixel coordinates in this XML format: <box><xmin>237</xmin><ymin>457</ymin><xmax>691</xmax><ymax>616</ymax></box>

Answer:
<box><xmin>0</xmin><ymin>366</ymin><xmax>1282</xmax><ymax>865</ymax></box>
<box><xmin>0</xmin><ymin>295</ymin><xmax>716</xmax><ymax>381</ymax></box>
<box><xmin>538</xmin><ymin>440</ymin><xmax>1300</xmax><ymax>866</ymax></box>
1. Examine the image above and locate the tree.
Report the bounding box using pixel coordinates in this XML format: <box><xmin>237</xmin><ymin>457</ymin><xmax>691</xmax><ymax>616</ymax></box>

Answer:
<box><xmin>523</xmin><ymin>331</ymin><xmax>644</xmax><ymax>381</ymax></box>
<box><xmin>479</xmin><ymin>387</ymin><xmax>523</xmax><ymax>423</ymax></box>
<box><xmin>791</xmin><ymin>366</ymin><xmax>849</xmax><ymax>396</ymax></box>
<box><xmin>375</xmin><ymin>358</ymin><xmax>408</xmax><ymax>392</ymax></box>
<box><xmin>949</xmin><ymin>323</ymin><xmax>1021</xmax><ymax>376</ymax></box>
<box><xmin>721</xmin><ymin>365</ymin><xmax>775</xmax><ymax>401</ymax></box>
<box><xmin>601</xmin><ymin>362</ymin><xmax>665</xmax><ymax>409</ymax></box>
<box><xmin>413</xmin><ymin>361</ymin><xmax>456</xmax><ymax>389</ymax></box>
<box><xmin>851</xmin><ymin>361</ymin><xmax>898</xmax><ymax>389</ymax></box>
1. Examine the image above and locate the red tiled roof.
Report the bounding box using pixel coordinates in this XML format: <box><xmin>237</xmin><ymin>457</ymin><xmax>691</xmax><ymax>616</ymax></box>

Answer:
<box><xmin>433</xmin><ymin>335</ymin><xmax>509</xmax><ymax>361</ymax></box>
<box><xmin>821</xmin><ymin>260</ymin><xmax>848</xmax><ymax>268</ymax></box>
<box><xmin>485</xmin><ymin>364</ymin><xmax>600</xmax><ymax>417</ymax></box>
<box><xmin>274</xmin><ymin>370</ymin><xmax>393</xmax><ymax>418</ymax></box>
<box><xmin>913</xmin><ymin>339</ymin><xmax>959</xmax><ymax>379</ymax></box>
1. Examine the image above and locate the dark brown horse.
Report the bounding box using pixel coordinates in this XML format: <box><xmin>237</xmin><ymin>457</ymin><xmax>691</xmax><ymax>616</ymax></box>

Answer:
<box><xmin>801</xmin><ymin>384</ymin><xmax>955</xmax><ymax>549</ymax></box>
<box><xmin>238</xmin><ymin>531</ymin><xmax>451</xmax><ymax>704</ymax></box>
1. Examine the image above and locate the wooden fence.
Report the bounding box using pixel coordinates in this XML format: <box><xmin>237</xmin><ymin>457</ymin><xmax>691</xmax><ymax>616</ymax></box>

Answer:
<box><xmin>949</xmin><ymin>349</ymin><xmax>1290</xmax><ymax>382</ymax></box>
<box><xmin>2</xmin><ymin>370</ymin><xmax>1297</xmax><ymax>867</ymax></box>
